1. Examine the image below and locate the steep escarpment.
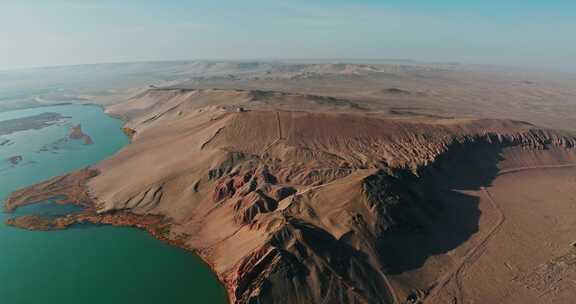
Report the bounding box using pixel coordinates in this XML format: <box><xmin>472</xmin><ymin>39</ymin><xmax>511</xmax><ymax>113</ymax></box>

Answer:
<box><xmin>5</xmin><ymin>88</ymin><xmax>576</xmax><ymax>304</ymax></box>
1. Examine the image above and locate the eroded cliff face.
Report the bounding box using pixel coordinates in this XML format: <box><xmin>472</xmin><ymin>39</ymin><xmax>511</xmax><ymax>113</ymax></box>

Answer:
<box><xmin>5</xmin><ymin>89</ymin><xmax>576</xmax><ymax>304</ymax></box>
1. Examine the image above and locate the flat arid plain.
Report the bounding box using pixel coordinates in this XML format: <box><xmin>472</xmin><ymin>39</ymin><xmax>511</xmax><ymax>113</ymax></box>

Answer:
<box><xmin>3</xmin><ymin>61</ymin><xmax>576</xmax><ymax>304</ymax></box>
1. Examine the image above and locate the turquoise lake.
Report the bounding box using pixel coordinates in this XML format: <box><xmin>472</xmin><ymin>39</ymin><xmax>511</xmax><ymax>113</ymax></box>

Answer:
<box><xmin>0</xmin><ymin>104</ymin><xmax>227</xmax><ymax>304</ymax></box>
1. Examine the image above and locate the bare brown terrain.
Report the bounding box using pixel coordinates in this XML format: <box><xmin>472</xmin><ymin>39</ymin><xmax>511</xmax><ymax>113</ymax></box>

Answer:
<box><xmin>4</xmin><ymin>61</ymin><xmax>576</xmax><ymax>304</ymax></box>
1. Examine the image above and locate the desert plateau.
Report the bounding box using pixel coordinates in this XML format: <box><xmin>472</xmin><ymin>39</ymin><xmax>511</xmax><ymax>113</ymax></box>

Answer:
<box><xmin>2</xmin><ymin>61</ymin><xmax>576</xmax><ymax>304</ymax></box>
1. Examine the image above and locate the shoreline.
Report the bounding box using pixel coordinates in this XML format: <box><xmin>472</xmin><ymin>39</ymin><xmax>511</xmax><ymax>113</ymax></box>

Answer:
<box><xmin>95</xmin><ymin>105</ymin><xmax>233</xmax><ymax>303</ymax></box>
<box><xmin>2</xmin><ymin>102</ymin><xmax>233</xmax><ymax>304</ymax></box>
<box><xmin>0</xmin><ymin>102</ymin><xmax>75</xmax><ymax>114</ymax></box>
<box><xmin>4</xmin><ymin>203</ymin><xmax>233</xmax><ymax>304</ymax></box>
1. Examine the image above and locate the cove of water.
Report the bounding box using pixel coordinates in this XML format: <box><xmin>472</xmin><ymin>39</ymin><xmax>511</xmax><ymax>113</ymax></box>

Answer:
<box><xmin>0</xmin><ymin>104</ymin><xmax>227</xmax><ymax>304</ymax></box>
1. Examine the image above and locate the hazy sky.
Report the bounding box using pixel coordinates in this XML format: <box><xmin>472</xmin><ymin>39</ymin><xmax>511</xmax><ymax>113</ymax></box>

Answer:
<box><xmin>1</xmin><ymin>0</ymin><xmax>575</xmax><ymax>70</ymax></box>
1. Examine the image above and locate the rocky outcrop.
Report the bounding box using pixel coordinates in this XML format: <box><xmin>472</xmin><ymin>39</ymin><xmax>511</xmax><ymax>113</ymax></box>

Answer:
<box><xmin>122</xmin><ymin>127</ymin><xmax>136</xmax><ymax>139</ymax></box>
<box><xmin>68</xmin><ymin>124</ymin><xmax>93</xmax><ymax>145</ymax></box>
<box><xmin>8</xmin><ymin>155</ymin><xmax>23</xmax><ymax>165</ymax></box>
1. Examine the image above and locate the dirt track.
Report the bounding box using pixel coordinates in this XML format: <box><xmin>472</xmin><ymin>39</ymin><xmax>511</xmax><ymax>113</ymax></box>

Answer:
<box><xmin>425</xmin><ymin>163</ymin><xmax>576</xmax><ymax>303</ymax></box>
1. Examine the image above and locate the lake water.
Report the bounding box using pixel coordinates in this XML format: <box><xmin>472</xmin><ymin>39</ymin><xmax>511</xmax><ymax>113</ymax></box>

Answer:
<box><xmin>0</xmin><ymin>105</ymin><xmax>227</xmax><ymax>304</ymax></box>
